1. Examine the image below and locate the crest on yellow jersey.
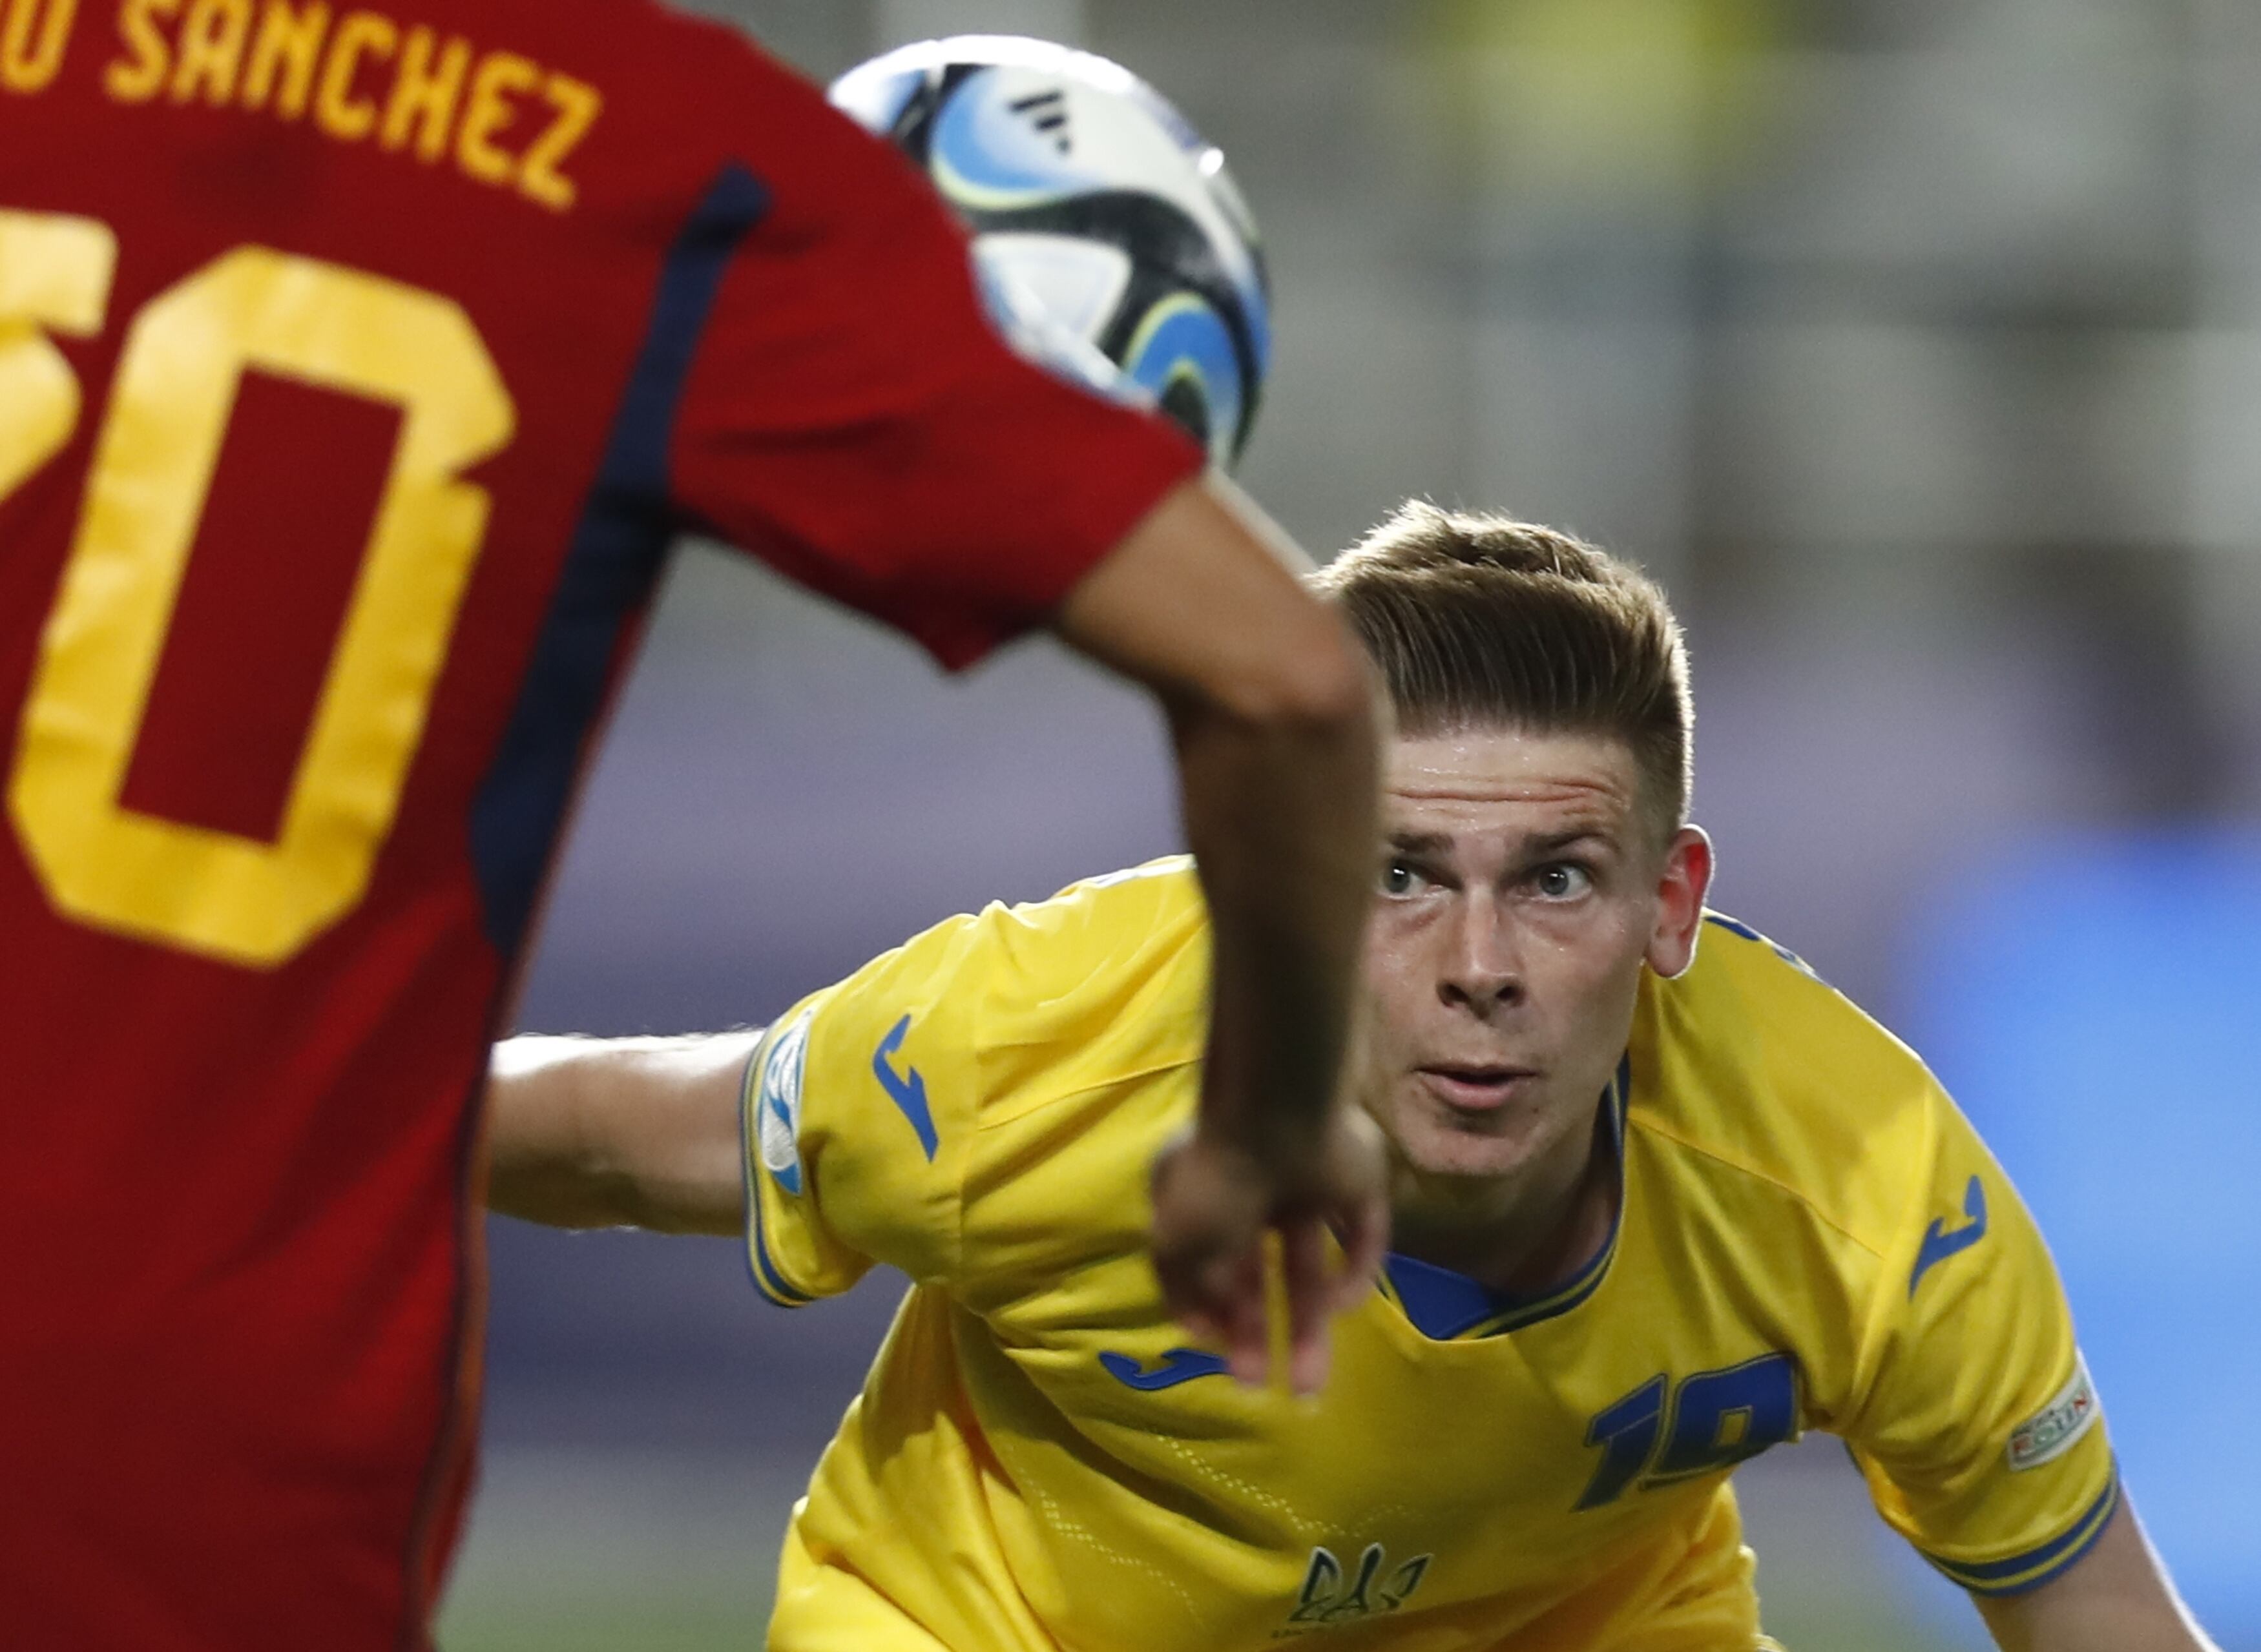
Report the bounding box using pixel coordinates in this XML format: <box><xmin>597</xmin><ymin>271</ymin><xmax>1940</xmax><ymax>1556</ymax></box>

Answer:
<box><xmin>1282</xmin><ymin>1542</ymin><xmax>1432</xmax><ymax>1632</ymax></box>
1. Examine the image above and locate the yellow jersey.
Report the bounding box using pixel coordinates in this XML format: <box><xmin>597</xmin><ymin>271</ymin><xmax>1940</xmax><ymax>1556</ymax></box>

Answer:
<box><xmin>740</xmin><ymin>859</ymin><xmax>2116</xmax><ymax>1651</ymax></box>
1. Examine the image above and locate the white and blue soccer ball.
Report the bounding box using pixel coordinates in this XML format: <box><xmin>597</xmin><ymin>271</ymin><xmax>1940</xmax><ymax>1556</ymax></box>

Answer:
<box><xmin>831</xmin><ymin>35</ymin><xmax>1272</xmax><ymax>468</ymax></box>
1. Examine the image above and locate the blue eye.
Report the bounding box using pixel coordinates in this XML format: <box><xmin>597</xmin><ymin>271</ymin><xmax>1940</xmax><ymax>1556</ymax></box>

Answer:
<box><xmin>1381</xmin><ymin>860</ymin><xmax>1419</xmax><ymax>896</ymax></box>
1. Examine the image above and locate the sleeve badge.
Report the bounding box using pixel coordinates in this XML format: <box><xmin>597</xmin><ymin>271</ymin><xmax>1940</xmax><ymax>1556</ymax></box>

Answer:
<box><xmin>2008</xmin><ymin>1354</ymin><xmax>2101</xmax><ymax>1472</ymax></box>
<box><xmin>755</xmin><ymin>1007</ymin><xmax>814</xmax><ymax>1196</ymax></box>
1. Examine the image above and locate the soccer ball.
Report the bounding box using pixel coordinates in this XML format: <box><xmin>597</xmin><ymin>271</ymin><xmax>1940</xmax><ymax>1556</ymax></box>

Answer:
<box><xmin>831</xmin><ymin>35</ymin><xmax>1271</xmax><ymax>468</ymax></box>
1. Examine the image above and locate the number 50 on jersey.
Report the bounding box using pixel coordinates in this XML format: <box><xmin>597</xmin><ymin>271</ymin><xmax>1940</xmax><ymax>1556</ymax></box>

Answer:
<box><xmin>0</xmin><ymin>208</ymin><xmax>514</xmax><ymax>967</ymax></box>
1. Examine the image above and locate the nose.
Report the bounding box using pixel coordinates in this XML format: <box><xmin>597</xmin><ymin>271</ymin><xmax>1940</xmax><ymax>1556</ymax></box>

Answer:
<box><xmin>1438</xmin><ymin>893</ymin><xmax>1523</xmax><ymax>1014</ymax></box>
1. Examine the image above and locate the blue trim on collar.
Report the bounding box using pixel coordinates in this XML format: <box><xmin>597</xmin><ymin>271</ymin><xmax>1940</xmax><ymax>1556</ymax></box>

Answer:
<box><xmin>1381</xmin><ymin>1249</ymin><xmax>1507</xmax><ymax>1341</ymax></box>
<box><xmin>1379</xmin><ymin>1055</ymin><xmax>1631</xmax><ymax>1341</ymax></box>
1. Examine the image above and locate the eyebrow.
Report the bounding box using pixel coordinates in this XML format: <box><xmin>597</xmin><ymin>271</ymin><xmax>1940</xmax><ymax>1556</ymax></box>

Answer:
<box><xmin>1385</xmin><ymin>830</ymin><xmax>1454</xmax><ymax>856</ymax></box>
<box><xmin>1522</xmin><ymin>827</ymin><xmax>1618</xmax><ymax>858</ymax></box>
<box><xmin>1384</xmin><ymin>827</ymin><xmax>1620</xmax><ymax>858</ymax></box>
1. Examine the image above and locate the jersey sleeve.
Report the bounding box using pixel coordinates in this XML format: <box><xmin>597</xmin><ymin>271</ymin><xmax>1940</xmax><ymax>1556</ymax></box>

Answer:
<box><xmin>739</xmin><ymin>910</ymin><xmax>991</xmax><ymax>1305</ymax></box>
<box><xmin>1842</xmin><ymin>1086</ymin><xmax>2118</xmax><ymax>1596</ymax></box>
<box><xmin>669</xmin><ymin>76</ymin><xmax>1204</xmax><ymax>670</ymax></box>
<box><xmin>740</xmin><ymin>860</ymin><xmax>1208</xmax><ymax>1308</ymax></box>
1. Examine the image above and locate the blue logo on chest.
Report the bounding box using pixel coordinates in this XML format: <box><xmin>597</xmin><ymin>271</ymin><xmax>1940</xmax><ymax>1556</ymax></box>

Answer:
<box><xmin>1099</xmin><ymin>1348</ymin><xmax>1230</xmax><ymax>1391</ymax></box>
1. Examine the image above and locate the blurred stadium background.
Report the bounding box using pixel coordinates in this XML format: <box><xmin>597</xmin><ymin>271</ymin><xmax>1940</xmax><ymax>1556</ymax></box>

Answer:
<box><xmin>441</xmin><ymin>0</ymin><xmax>2261</xmax><ymax>1646</ymax></box>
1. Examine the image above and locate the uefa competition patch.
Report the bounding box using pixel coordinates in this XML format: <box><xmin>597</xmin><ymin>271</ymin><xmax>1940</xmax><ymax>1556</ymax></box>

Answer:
<box><xmin>756</xmin><ymin>1008</ymin><xmax>815</xmax><ymax>1196</ymax></box>
<box><xmin>2008</xmin><ymin>1354</ymin><xmax>2101</xmax><ymax>1472</ymax></box>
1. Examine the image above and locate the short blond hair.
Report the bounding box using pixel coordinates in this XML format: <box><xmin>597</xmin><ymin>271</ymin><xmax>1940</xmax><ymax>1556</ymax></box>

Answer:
<box><xmin>1312</xmin><ymin>501</ymin><xmax>1693</xmax><ymax>832</ymax></box>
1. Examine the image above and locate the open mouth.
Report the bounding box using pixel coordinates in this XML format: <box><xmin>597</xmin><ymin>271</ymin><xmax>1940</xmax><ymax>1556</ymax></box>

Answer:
<box><xmin>1415</xmin><ymin>1064</ymin><xmax>1536</xmax><ymax>1111</ymax></box>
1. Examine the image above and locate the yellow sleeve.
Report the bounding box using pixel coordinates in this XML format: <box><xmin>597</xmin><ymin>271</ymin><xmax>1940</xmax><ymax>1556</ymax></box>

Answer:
<box><xmin>740</xmin><ymin>909</ymin><xmax>992</xmax><ymax>1306</ymax></box>
<box><xmin>1844</xmin><ymin>1085</ymin><xmax>2118</xmax><ymax>1596</ymax></box>
<box><xmin>739</xmin><ymin>859</ymin><xmax>1208</xmax><ymax>1308</ymax></box>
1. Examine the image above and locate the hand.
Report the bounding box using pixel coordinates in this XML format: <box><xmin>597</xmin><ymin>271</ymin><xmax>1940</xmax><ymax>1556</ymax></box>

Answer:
<box><xmin>1147</xmin><ymin>1107</ymin><xmax>1389</xmax><ymax>1396</ymax></box>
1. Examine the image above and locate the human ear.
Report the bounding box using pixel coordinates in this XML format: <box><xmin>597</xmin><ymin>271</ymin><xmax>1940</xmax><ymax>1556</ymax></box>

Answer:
<box><xmin>1645</xmin><ymin>826</ymin><xmax>1713</xmax><ymax>980</ymax></box>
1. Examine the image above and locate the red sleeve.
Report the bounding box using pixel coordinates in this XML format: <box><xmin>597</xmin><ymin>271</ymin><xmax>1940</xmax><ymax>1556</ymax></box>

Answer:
<box><xmin>667</xmin><ymin>76</ymin><xmax>1204</xmax><ymax>670</ymax></box>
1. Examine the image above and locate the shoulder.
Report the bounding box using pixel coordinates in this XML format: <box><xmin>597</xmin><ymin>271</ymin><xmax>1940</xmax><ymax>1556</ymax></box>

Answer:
<box><xmin>1629</xmin><ymin>913</ymin><xmax>1947</xmax><ymax>1258</ymax></box>
<box><xmin>926</xmin><ymin>861</ymin><xmax>1213</xmax><ymax>1300</ymax></box>
<box><xmin>559</xmin><ymin>1</ymin><xmax>932</xmax><ymax>223</ymax></box>
<box><xmin>604</xmin><ymin>1</ymin><xmax>820</xmax><ymax>108</ymax></box>
<box><xmin>977</xmin><ymin>856</ymin><xmax>1208</xmax><ymax>976</ymax></box>
<box><xmin>747</xmin><ymin>859</ymin><xmax>1207</xmax><ymax>1292</ymax></box>
<box><xmin>815</xmin><ymin>856</ymin><xmax>1210</xmax><ymax>1113</ymax></box>
<box><xmin>519</xmin><ymin>0</ymin><xmax>809</xmax><ymax>133</ymax></box>
<box><xmin>621</xmin><ymin>12</ymin><xmax>937</xmax><ymax>218</ymax></box>
<box><xmin>965</xmin><ymin>857</ymin><xmax>1212</xmax><ymax>1105</ymax></box>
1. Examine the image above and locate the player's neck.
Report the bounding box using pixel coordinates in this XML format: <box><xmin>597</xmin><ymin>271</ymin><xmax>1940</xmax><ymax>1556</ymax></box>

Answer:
<box><xmin>1386</xmin><ymin>1094</ymin><xmax>1620</xmax><ymax>1297</ymax></box>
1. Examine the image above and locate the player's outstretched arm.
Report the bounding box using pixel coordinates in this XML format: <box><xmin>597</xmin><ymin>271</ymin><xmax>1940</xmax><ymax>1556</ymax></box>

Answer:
<box><xmin>1975</xmin><ymin>1498</ymin><xmax>2218</xmax><ymax>1652</ymax></box>
<box><xmin>1055</xmin><ymin>475</ymin><xmax>1388</xmax><ymax>1394</ymax></box>
<box><xmin>484</xmin><ymin>1034</ymin><xmax>755</xmax><ymax>1238</ymax></box>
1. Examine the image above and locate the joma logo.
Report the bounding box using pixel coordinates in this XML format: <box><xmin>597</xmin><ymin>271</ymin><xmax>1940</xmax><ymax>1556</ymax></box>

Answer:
<box><xmin>1279</xmin><ymin>1542</ymin><xmax>1432</xmax><ymax>1632</ymax></box>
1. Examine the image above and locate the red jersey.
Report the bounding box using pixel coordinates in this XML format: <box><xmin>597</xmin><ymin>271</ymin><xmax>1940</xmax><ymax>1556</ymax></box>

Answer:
<box><xmin>0</xmin><ymin>2</ymin><xmax>1199</xmax><ymax>1646</ymax></box>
